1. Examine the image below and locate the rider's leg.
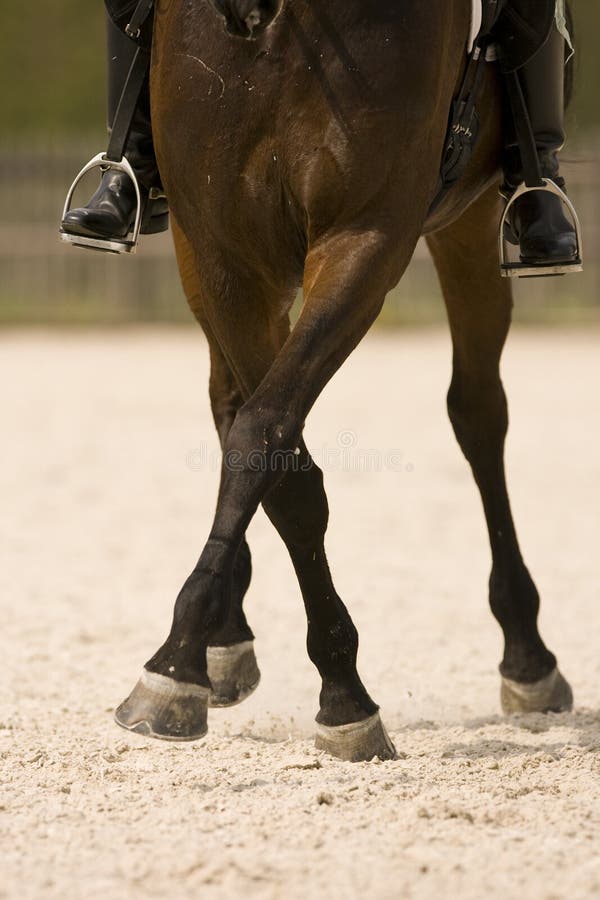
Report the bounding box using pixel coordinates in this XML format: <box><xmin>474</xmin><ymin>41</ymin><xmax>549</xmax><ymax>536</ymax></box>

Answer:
<box><xmin>502</xmin><ymin>23</ymin><xmax>577</xmax><ymax>265</ymax></box>
<box><xmin>61</xmin><ymin>14</ymin><xmax>168</xmax><ymax>241</ymax></box>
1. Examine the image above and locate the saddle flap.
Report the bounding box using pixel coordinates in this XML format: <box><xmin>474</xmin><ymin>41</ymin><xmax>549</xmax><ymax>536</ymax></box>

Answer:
<box><xmin>105</xmin><ymin>0</ymin><xmax>154</xmax><ymax>48</ymax></box>
<box><xmin>492</xmin><ymin>0</ymin><xmax>556</xmax><ymax>72</ymax></box>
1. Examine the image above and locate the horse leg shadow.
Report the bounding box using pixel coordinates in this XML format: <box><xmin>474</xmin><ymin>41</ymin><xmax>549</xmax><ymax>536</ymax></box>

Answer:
<box><xmin>426</xmin><ymin>185</ymin><xmax>573</xmax><ymax>715</ymax></box>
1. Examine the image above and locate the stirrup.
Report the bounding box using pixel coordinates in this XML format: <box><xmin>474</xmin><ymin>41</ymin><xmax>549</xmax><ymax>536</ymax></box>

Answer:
<box><xmin>499</xmin><ymin>179</ymin><xmax>583</xmax><ymax>278</ymax></box>
<box><xmin>59</xmin><ymin>152</ymin><xmax>143</xmax><ymax>255</ymax></box>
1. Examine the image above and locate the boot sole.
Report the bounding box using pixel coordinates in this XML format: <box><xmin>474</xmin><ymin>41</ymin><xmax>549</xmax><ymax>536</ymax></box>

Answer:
<box><xmin>61</xmin><ymin>210</ymin><xmax>169</xmax><ymax>242</ymax></box>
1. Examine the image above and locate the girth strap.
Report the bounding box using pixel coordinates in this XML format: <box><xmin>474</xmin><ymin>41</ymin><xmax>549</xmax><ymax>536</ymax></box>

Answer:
<box><xmin>427</xmin><ymin>38</ymin><xmax>490</xmax><ymax>215</ymax></box>
<box><xmin>503</xmin><ymin>70</ymin><xmax>544</xmax><ymax>188</ymax></box>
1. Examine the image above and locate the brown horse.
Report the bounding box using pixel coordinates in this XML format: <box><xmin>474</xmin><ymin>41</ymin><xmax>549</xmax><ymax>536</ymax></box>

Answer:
<box><xmin>114</xmin><ymin>0</ymin><xmax>573</xmax><ymax>761</ymax></box>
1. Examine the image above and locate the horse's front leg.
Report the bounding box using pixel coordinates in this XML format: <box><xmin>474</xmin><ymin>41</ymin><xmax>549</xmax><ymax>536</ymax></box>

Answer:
<box><xmin>427</xmin><ymin>186</ymin><xmax>573</xmax><ymax>714</ymax></box>
<box><xmin>115</xmin><ymin>225</ymin><xmax>411</xmax><ymax>754</ymax></box>
<box><xmin>182</xmin><ymin>233</ymin><xmax>260</xmax><ymax>707</ymax></box>
<box><xmin>113</xmin><ymin>353</ymin><xmax>259</xmax><ymax>737</ymax></box>
<box><xmin>203</xmin><ymin>335</ymin><xmax>261</xmax><ymax>707</ymax></box>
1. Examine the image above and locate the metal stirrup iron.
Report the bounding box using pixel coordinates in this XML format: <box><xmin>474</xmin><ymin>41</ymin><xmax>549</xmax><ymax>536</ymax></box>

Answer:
<box><xmin>60</xmin><ymin>0</ymin><xmax>154</xmax><ymax>254</ymax></box>
<box><xmin>499</xmin><ymin>69</ymin><xmax>583</xmax><ymax>278</ymax></box>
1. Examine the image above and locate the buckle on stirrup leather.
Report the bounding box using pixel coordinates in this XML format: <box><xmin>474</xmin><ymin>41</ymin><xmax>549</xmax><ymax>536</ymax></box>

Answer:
<box><xmin>499</xmin><ymin>179</ymin><xmax>583</xmax><ymax>278</ymax></box>
<box><xmin>59</xmin><ymin>152</ymin><xmax>143</xmax><ymax>255</ymax></box>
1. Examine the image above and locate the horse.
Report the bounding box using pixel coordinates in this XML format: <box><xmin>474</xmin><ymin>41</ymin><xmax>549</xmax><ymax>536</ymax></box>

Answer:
<box><xmin>114</xmin><ymin>0</ymin><xmax>574</xmax><ymax>762</ymax></box>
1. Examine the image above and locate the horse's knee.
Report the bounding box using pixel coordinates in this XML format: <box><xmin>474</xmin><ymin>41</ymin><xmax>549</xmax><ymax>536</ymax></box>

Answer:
<box><xmin>233</xmin><ymin>402</ymin><xmax>298</xmax><ymax>450</ymax></box>
<box><xmin>224</xmin><ymin>403</ymin><xmax>302</xmax><ymax>479</ymax></box>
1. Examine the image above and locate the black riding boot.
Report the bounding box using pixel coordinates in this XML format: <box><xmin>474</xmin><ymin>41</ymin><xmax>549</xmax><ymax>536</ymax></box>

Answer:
<box><xmin>61</xmin><ymin>15</ymin><xmax>168</xmax><ymax>243</ymax></box>
<box><xmin>502</xmin><ymin>24</ymin><xmax>577</xmax><ymax>265</ymax></box>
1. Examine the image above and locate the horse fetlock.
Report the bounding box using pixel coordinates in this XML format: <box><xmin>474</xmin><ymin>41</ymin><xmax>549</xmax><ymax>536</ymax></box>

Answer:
<box><xmin>209</xmin><ymin>609</ymin><xmax>254</xmax><ymax>648</ymax></box>
<box><xmin>144</xmin><ymin>643</ymin><xmax>210</xmax><ymax>687</ymax></box>
<box><xmin>170</xmin><ymin>560</ymin><xmax>231</xmax><ymax>646</ymax></box>
<box><xmin>145</xmin><ymin>628</ymin><xmax>213</xmax><ymax>689</ymax></box>
<box><xmin>499</xmin><ymin>636</ymin><xmax>557</xmax><ymax>685</ymax></box>
<box><xmin>317</xmin><ymin>673</ymin><xmax>377</xmax><ymax>728</ymax></box>
<box><xmin>114</xmin><ymin>669</ymin><xmax>209</xmax><ymax>742</ymax></box>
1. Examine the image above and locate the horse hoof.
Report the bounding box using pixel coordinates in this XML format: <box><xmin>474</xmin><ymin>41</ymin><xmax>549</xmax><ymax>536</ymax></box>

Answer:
<box><xmin>207</xmin><ymin>640</ymin><xmax>261</xmax><ymax>707</ymax></box>
<box><xmin>500</xmin><ymin>667</ymin><xmax>574</xmax><ymax>715</ymax></box>
<box><xmin>314</xmin><ymin>712</ymin><xmax>397</xmax><ymax>762</ymax></box>
<box><xmin>114</xmin><ymin>669</ymin><xmax>210</xmax><ymax>741</ymax></box>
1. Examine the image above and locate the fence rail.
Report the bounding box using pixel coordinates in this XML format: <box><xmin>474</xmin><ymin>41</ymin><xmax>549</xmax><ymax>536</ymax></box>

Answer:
<box><xmin>1</xmin><ymin>135</ymin><xmax>598</xmax><ymax>325</ymax></box>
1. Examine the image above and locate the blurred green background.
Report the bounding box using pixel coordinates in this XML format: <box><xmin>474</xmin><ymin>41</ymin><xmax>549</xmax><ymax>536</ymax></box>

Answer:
<box><xmin>0</xmin><ymin>1</ymin><xmax>598</xmax><ymax>325</ymax></box>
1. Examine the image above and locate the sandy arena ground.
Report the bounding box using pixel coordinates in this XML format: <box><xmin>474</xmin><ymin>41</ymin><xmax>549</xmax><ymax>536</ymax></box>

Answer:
<box><xmin>2</xmin><ymin>327</ymin><xmax>599</xmax><ymax>900</ymax></box>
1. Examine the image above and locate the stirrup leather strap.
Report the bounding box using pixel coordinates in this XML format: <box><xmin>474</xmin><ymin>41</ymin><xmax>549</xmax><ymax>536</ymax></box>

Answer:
<box><xmin>105</xmin><ymin>46</ymin><xmax>151</xmax><ymax>164</ymax></box>
<box><xmin>503</xmin><ymin>69</ymin><xmax>543</xmax><ymax>189</ymax></box>
<box><xmin>125</xmin><ymin>0</ymin><xmax>155</xmax><ymax>40</ymax></box>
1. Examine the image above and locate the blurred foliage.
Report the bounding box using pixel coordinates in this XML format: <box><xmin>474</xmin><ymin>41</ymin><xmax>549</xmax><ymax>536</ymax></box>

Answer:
<box><xmin>0</xmin><ymin>2</ymin><xmax>105</xmax><ymax>137</ymax></box>
<box><xmin>0</xmin><ymin>0</ymin><xmax>598</xmax><ymax>136</ymax></box>
<box><xmin>569</xmin><ymin>0</ymin><xmax>600</xmax><ymax>130</ymax></box>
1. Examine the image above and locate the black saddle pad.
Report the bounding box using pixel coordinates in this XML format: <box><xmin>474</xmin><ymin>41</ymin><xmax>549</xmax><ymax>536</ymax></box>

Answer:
<box><xmin>105</xmin><ymin>0</ymin><xmax>153</xmax><ymax>48</ymax></box>
<box><xmin>492</xmin><ymin>0</ymin><xmax>556</xmax><ymax>71</ymax></box>
<box><xmin>105</xmin><ymin>0</ymin><xmax>137</xmax><ymax>27</ymax></box>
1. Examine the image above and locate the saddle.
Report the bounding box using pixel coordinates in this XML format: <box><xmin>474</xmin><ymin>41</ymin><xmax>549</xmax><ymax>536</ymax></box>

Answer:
<box><xmin>104</xmin><ymin>0</ymin><xmax>556</xmax><ymax>64</ymax></box>
<box><xmin>435</xmin><ymin>0</ymin><xmax>557</xmax><ymax>198</ymax></box>
<box><xmin>105</xmin><ymin>0</ymin><xmax>154</xmax><ymax>47</ymax></box>
<box><xmin>493</xmin><ymin>0</ymin><xmax>557</xmax><ymax>72</ymax></box>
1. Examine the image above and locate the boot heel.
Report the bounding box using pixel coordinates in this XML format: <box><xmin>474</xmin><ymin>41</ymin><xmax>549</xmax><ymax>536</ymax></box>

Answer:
<box><xmin>141</xmin><ymin>210</ymin><xmax>169</xmax><ymax>235</ymax></box>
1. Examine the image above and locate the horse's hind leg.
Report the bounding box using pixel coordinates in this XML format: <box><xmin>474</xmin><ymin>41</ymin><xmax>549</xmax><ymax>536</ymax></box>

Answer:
<box><xmin>261</xmin><ymin>443</ymin><xmax>395</xmax><ymax>761</ymax></box>
<box><xmin>116</xmin><ymin>226</ymin><xmax>407</xmax><ymax>756</ymax></box>
<box><xmin>426</xmin><ymin>187</ymin><xmax>573</xmax><ymax>714</ymax></box>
